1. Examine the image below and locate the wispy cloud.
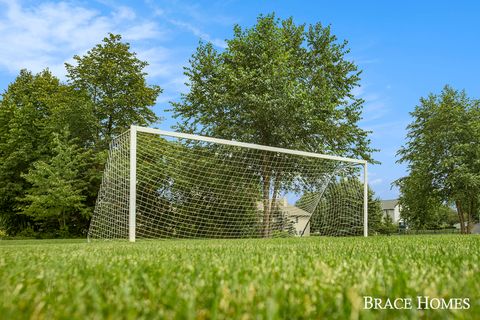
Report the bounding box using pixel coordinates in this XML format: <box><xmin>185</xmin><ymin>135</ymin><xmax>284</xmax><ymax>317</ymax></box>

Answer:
<box><xmin>144</xmin><ymin>0</ymin><xmax>228</xmax><ymax>49</ymax></box>
<box><xmin>167</xmin><ymin>19</ymin><xmax>227</xmax><ymax>49</ymax></box>
<box><xmin>136</xmin><ymin>47</ymin><xmax>177</xmax><ymax>79</ymax></box>
<box><xmin>369</xmin><ymin>178</ymin><xmax>383</xmax><ymax>185</ymax></box>
<box><xmin>354</xmin><ymin>85</ymin><xmax>391</xmax><ymax>124</ymax></box>
<box><xmin>0</xmin><ymin>0</ymin><xmax>231</xmax><ymax>103</ymax></box>
<box><xmin>351</xmin><ymin>82</ymin><xmax>409</xmax><ymax>198</ymax></box>
<box><xmin>0</xmin><ymin>0</ymin><xmax>166</xmax><ymax>77</ymax></box>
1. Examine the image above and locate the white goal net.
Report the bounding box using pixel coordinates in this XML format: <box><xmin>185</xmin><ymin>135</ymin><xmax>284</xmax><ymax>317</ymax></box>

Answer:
<box><xmin>88</xmin><ymin>126</ymin><xmax>368</xmax><ymax>241</ymax></box>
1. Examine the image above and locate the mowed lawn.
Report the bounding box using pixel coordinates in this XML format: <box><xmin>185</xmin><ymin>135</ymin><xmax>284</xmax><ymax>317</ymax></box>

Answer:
<box><xmin>0</xmin><ymin>235</ymin><xmax>479</xmax><ymax>319</ymax></box>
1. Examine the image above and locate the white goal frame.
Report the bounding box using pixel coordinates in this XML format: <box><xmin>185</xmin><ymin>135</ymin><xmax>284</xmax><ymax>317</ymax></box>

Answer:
<box><xmin>127</xmin><ymin>125</ymin><xmax>368</xmax><ymax>242</ymax></box>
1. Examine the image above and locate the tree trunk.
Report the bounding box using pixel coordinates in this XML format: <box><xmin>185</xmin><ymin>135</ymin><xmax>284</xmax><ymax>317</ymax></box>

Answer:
<box><xmin>470</xmin><ymin>196</ymin><xmax>478</xmax><ymax>234</ymax></box>
<box><xmin>106</xmin><ymin>115</ymin><xmax>114</xmax><ymax>142</ymax></box>
<box><xmin>466</xmin><ymin>201</ymin><xmax>471</xmax><ymax>234</ymax></box>
<box><xmin>92</xmin><ymin>87</ymin><xmax>100</xmax><ymax>143</ymax></box>
<box><xmin>58</xmin><ymin>211</ymin><xmax>67</xmax><ymax>232</ymax></box>
<box><xmin>455</xmin><ymin>200</ymin><xmax>465</xmax><ymax>234</ymax></box>
<box><xmin>269</xmin><ymin>172</ymin><xmax>282</xmax><ymax>233</ymax></box>
<box><xmin>262</xmin><ymin>172</ymin><xmax>271</xmax><ymax>237</ymax></box>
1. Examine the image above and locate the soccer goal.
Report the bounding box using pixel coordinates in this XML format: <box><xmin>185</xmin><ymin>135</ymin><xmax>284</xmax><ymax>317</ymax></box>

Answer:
<box><xmin>88</xmin><ymin>126</ymin><xmax>368</xmax><ymax>241</ymax></box>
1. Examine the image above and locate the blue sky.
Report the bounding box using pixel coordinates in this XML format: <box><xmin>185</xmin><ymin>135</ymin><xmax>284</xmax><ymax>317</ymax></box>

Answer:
<box><xmin>1</xmin><ymin>0</ymin><xmax>479</xmax><ymax>200</ymax></box>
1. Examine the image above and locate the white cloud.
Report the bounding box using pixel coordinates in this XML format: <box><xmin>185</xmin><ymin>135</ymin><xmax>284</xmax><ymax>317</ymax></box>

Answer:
<box><xmin>114</xmin><ymin>6</ymin><xmax>136</xmax><ymax>20</ymax></box>
<box><xmin>351</xmin><ymin>85</ymin><xmax>365</xmax><ymax>97</ymax></box>
<box><xmin>122</xmin><ymin>21</ymin><xmax>165</xmax><ymax>41</ymax></box>
<box><xmin>168</xmin><ymin>18</ymin><xmax>226</xmax><ymax>49</ymax></box>
<box><xmin>354</xmin><ymin>84</ymin><xmax>391</xmax><ymax>124</ymax></box>
<box><xmin>369</xmin><ymin>178</ymin><xmax>383</xmax><ymax>186</ymax></box>
<box><xmin>163</xmin><ymin>75</ymin><xmax>189</xmax><ymax>94</ymax></box>
<box><xmin>136</xmin><ymin>47</ymin><xmax>175</xmax><ymax>78</ymax></box>
<box><xmin>0</xmin><ymin>0</ymin><xmax>166</xmax><ymax>77</ymax></box>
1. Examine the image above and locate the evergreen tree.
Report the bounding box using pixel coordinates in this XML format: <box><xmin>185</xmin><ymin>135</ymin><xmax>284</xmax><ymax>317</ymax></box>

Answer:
<box><xmin>20</xmin><ymin>133</ymin><xmax>92</xmax><ymax>235</ymax></box>
<box><xmin>0</xmin><ymin>33</ymin><xmax>163</xmax><ymax>236</ymax></box>
<box><xmin>0</xmin><ymin>69</ymin><xmax>95</xmax><ymax>235</ymax></box>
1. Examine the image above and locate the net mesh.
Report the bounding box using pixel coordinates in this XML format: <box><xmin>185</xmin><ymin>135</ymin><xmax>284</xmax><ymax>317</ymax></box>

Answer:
<box><xmin>88</xmin><ymin>129</ymin><xmax>365</xmax><ymax>239</ymax></box>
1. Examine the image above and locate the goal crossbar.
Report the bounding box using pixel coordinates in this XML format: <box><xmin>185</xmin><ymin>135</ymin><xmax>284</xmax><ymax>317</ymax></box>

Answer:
<box><xmin>132</xmin><ymin>126</ymin><xmax>367</xmax><ymax>165</ymax></box>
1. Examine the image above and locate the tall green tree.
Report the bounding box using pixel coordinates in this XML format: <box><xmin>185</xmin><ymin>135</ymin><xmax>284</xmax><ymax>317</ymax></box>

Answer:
<box><xmin>396</xmin><ymin>86</ymin><xmax>480</xmax><ymax>233</ymax></box>
<box><xmin>395</xmin><ymin>170</ymin><xmax>459</xmax><ymax>229</ymax></box>
<box><xmin>0</xmin><ymin>69</ymin><xmax>95</xmax><ymax>235</ymax></box>
<box><xmin>171</xmin><ymin>14</ymin><xmax>375</xmax><ymax>236</ymax></box>
<box><xmin>20</xmin><ymin>133</ymin><xmax>92</xmax><ymax>234</ymax></box>
<box><xmin>65</xmin><ymin>33</ymin><xmax>162</xmax><ymax>144</ymax></box>
<box><xmin>1</xmin><ymin>34</ymin><xmax>163</xmax><ymax>237</ymax></box>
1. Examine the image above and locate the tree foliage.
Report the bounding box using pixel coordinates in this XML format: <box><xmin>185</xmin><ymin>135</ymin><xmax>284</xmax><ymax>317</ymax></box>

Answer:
<box><xmin>133</xmin><ymin>136</ymin><xmax>261</xmax><ymax>238</ymax></box>
<box><xmin>66</xmin><ymin>33</ymin><xmax>162</xmax><ymax>144</ymax></box>
<box><xmin>0</xmin><ymin>69</ymin><xmax>96</xmax><ymax>235</ymax></box>
<box><xmin>170</xmin><ymin>14</ymin><xmax>375</xmax><ymax>236</ymax></box>
<box><xmin>20</xmin><ymin>133</ymin><xmax>92</xmax><ymax>235</ymax></box>
<box><xmin>395</xmin><ymin>171</ymin><xmax>459</xmax><ymax>229</ymax></box>
<box><xmin>395</xmin><ymin>86</ymin><xmax>480</xmax><ymax>233</ymax></box>
<box><xmin>298</xmin><ymin>178</ymin><xmax>383</xmax><ymax>236</ymax></box>
<box><xmin>0</xmin><ymin>34</ymin><xmax>161</xmax><ymax>237</ymax></box>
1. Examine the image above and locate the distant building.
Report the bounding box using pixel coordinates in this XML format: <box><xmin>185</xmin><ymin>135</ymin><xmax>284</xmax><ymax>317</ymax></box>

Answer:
<box><xmin>257</xmin><ymin>198</ymin><xmax>312</xmax><ymax>236</ymax></box>
<box><xmin>472</xmin><ymin>223</ymin><xmax>480</xmax><ymax>234</ymax></box>
<box><xmin>454</xmin><ymin>222</ymin><xmax>480</xmax><ymax>234</ymax></box>
<box><xmin>380</xmin><ymin>199</ymin><xmax>402</xmax><ymax>224</ymax></box>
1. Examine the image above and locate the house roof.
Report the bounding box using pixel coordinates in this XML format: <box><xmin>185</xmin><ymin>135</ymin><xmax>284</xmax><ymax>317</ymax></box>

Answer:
<box><xmin>256</xmin><ymin>198</ymin><xmax>312</xmax><ymax>218</ymax></box>
<box><xmin>380</xmin><ymin>199</ymin><xmax>399</xmax><ymax>210</ymax></box>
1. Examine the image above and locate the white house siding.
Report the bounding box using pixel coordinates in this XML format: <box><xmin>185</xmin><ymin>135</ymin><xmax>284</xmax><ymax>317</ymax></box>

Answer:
<box><xmin>392</xmin><ymin>205</ymin><xmax>401</xmax><ymax>223</ymax></box>
<box><xmin>257</xmin><ymin>198</ymin><xmax>312</xmax><ymax>237</ymax></box>
<box><xmin>380</xmin><ymin>199</ymin><xmax>402</xmax><ymax>224</ymax></box>
<box><xmin>288</xmin><ymin>215</ymin><xmax>310</xmax><ymax>236</ymax></box>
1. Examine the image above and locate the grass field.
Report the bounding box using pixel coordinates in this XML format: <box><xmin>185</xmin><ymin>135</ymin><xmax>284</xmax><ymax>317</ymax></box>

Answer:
<box><xmin>1</xmin><ymin>235</ymin><xmax>479</xmax><ymax>319</ymax></box>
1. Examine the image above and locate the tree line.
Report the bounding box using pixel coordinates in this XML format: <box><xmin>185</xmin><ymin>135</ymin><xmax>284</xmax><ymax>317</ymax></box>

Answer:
<box><xmin>0</xmin><ymin>34</ymin><xmax>161</xmax><ymax>237</ymax></box>
<box><xmin>0</xmin><ymin>15</ymin><xmax>381</xmax><ymax>238</ymax></box>
<box><xmin>2</xmin><ymin>13</ymin><xmax>475</xmax><ymax>238</ymax></box>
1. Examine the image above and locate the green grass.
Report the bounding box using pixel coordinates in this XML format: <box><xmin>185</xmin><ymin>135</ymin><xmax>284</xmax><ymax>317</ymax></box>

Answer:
<box><xmin>0</xmin><ymin>235</ymin><xmax>479</xmax><ymax>319</ymax></box>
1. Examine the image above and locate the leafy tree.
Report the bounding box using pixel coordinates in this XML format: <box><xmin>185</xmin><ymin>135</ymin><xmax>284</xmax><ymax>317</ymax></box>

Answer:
<box><xmin>0</xmin><ymin>69</ymin><xmax>95</xmax><ymax>235</ymax></box>
<box><xmin>396</xmin><ymin>171</ymin><xmax>459</xmax><ymax>230</ymax></box>
<box><xmin>171</xmin><ymin>14</ymin><xmax>375</xmax><ymax>236</ymax></box>
<box><xmin>368</xmin><ymin>192</ymin><xmax>384</xmax><ymax>233</ymax></box>
<box><xmin>20</xmin><ymin>133</ymin><xmax>92</xmax><ymax>235</ymax></box>
<box><xmin>1</xmin><ymin>34</ymin><xmax>164</xmax><ymax>237</ymax></box>
<box><xmin>396</xmin><ymin>86</ymin><xmax>480</xmax><ymax>233</ymax></box>
<box><xmin>297</xmin><ymin>178</ymin><xmax>383</xmax><ymax>236</ymax></box>
<box><xmin>66</xmin><ymin>33</ymin><xmax>162</xmax><ymax>144</ymax></box>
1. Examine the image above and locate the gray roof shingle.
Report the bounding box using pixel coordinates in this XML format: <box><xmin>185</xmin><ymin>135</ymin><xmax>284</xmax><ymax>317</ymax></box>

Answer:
<box><xmin>380</xmin><ymin>199</ymin><xmax>399</xmax><ymax>210</ymax></box>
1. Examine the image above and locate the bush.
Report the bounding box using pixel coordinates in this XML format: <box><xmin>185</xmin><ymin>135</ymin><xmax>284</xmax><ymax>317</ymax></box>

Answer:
<box><xmin>377</xmin><ymin>215</ymin><xmax>398</xmax><ymax>235</ymax></box>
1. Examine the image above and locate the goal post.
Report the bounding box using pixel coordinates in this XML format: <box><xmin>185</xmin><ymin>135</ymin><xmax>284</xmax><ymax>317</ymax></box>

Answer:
<box><xmin>363</xmin><ymin>162</ymin><xmax>368</xmax><ymax>237</ymax></box>
<box><xmin>89</xmin><ymin>125</ymin><xmax>369</xmax><ymax>241</ymax></box>
<box><xmin>129</xmin><ymin>126</ymin><xmax>137</xmax><ymax>242</ymax></box>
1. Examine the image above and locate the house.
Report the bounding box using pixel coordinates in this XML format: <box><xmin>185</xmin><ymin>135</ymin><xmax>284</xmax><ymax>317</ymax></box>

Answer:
<box><xmin>454</xmin><ymin>222</ymin><xmax>480</xmax><ymax>234</ymax></box>
<box><xmin>380</xmin><ymin>199</ymin><xmax>402</xmax><ymax>224</ymax></box>
<box><xmin>257</xmin><ymin>198</ymin><xmax>312</xmax><ymax>236</ymax></box>
<box><xmin>472</xmin><ymin>223</ymin><xmax>480</xmax><ymax>234</ymax></box>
